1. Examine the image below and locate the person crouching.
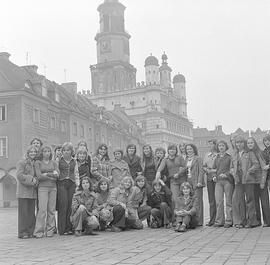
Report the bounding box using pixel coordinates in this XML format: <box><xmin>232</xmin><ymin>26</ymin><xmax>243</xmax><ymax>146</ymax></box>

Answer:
<box><xmin>174</xmin><ymin>182</ymin><xmax>198</xmax><ymax>232</ymax></box>
<box><xmin>147</xmin><ymin>179</ymin><xmax>173</xmax><ymax>228</ymax></box>
<box><xmin>70</xmin><ymin>177</ymin><xmax>99</xmax><ymax>236</ymax></box>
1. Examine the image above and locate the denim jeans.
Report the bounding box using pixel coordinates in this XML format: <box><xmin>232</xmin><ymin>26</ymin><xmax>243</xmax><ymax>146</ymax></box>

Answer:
<box><xmin>232</xmin><ymin>183</ymin><xmax>258</xmax><ymax>226</ymax></box>
<box><xmin>18</xmin><ymin>198</ymin><xmax>36</xmax><ymax>238</ymax></box>
<box><xmin>214</xmin><ymin>180</ymin><xmax>233</xmax><ymax>225</ymax></box>
<box><xmin>34</xmin><ymin>186</ymin><xmax>57</xmax><ymax>236</ymax></box>
<box><xmin>207</xmin><ymin>180</ymin><xmax>216</xmax><ymax>224</ymax></box>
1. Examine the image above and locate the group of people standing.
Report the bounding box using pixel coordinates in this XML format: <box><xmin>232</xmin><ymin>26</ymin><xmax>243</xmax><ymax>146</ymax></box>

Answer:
<box><xmin>204</xmin><ymin>135</ymin><xmax>270</xmax><ymax>229</ymax></box>
<box><xmin>16</xmin><ymin>134</ymin><xmax>270</xmax><ymax>239</ymax></box>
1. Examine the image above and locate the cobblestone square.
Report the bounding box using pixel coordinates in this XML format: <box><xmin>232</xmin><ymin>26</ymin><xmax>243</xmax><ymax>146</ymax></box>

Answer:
<box><xmin>1</xmin><ymin>208</ymin><xmax>270</xmax><ymax>265</ymax></box>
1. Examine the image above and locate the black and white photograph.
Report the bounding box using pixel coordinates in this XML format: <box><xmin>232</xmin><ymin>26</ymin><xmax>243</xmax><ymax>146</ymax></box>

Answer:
<box><xmin>0</xmin><ymin>0</ymin><xmax>270</xmax><ymax>264</ymax></box>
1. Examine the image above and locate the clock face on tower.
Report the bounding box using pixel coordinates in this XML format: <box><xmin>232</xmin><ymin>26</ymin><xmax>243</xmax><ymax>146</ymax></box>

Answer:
<box><xmin>100</xmin><ymin>39</ymin><xmax>111</xmax><ymax>54</ymax></box>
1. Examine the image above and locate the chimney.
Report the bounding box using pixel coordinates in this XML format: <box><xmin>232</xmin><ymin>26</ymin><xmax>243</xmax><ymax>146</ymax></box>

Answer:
<box><xmin>61</xmin><ymin>82</ymin><xmax>77</xmax><ymax>99</ymax></box>
<box><xmin>0</xmin><ymin>52</ymin><xmax>11</xmax><ymax>60</ymax></box>
<box><xmin>21</xmin><ymin>65</ymin><xmax>38</xmax><ymax>73</ymax></box>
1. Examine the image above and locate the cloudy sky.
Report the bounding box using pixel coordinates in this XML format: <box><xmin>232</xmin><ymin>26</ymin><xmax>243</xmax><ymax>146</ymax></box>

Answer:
<box><xmin>1</xmin><ymin>0</ymin><xmax>269</xmax><ymax>134</ymax></box>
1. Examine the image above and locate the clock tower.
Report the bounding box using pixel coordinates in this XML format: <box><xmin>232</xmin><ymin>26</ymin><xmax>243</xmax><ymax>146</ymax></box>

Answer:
<box><xmin>90</xmin><ymin>0</ymin><xmax>136</xmax><ymax>94</ymax></box>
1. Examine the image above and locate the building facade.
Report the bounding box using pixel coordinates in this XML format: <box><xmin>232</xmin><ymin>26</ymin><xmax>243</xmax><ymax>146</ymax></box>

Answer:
<box><xmin>194</xmin><ymin>125</ymin><xmax>269</xmax><ymax>158</ymax></box>
<box><xmin>0</xmin><ymin>52</ymin><xmax>144</xmax><ymax>207</ymax></box>
<box><xmin>87</xmin><ymin>0</ymin><xmax>193</xmax><ymax>150</ymax></box>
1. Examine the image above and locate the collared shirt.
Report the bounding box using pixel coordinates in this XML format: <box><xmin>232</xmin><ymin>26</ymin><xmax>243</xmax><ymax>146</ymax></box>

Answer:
<box><xmin>203</xmin><ymin>152</ymin><xmax>217</xmax><ymax>181</ymax></box>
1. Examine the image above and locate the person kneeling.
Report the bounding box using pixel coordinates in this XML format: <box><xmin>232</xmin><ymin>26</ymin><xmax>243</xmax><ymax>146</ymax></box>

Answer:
<box><xmin>70</xmin><ymin>177</ymin><xmax>99</xmax><ymax>236</ymax></box>
<box><xmin>174</xmin><ymin>182</ymin><xmax>198</xmax><ymax>232</ymax></box>
<box><xmin>147</xmin><ymin>179</ymin><xmax>173</xmax><ymax>228</ymax></box>
<box><xmin>108</xmin><ymin>176</ymin><xmax>143</xmax><ymax>232</ymax></box>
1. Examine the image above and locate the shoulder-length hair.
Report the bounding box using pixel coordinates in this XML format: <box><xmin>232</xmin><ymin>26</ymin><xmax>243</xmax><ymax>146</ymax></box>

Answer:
<box><xmin>179</xmin><ymin>182</ymin><xmax>194</xmax><ymax>197</ymax></box>
<box><xmin>96</xmin><ymin>177</ymin><xmax>110</xmax><ymax>193</ymax></box>
<box><xmin>185</xmin><ymin>143</ymin><xmax>198</xmax><ymax>156</ymax></box>
<box><xmin>125</xmin><ymin>144</ymin><xmax>137</xmax><ymax>155</ymax></box>
<box><xmin>95</xmin><ymin>143</ymin><xmax>109</xmax><ymax>161</ymax></box>
<box><xmin>61</xmin><ymin>142</ymin><xmax>75</xmax><ymax>156</ymax></box>
<box><xmin>142</xmin><ymin>144</ymin><xmax>154</xmax><ymax>161</ymax></box>
<box><xmin>39</xmin><ymin>146</ymin><xmax>53</xmax><ymax>160</ymax></box>
<box><xmin>25</xmin><ymin>145</ymin><xmax>38</xmax><ymax>161</ymax></box>
<box><xmin>247</xmin><ymin>137</ymin><xmax>261</xmax><ymax>154</ymax></box>
<box><xmin>76</xmin><ymin>148</ymin><xmax>88</xmax><ymax>161</ymax></box>
<box><xmin>78</xmin><ymin>176</ymin><xmax>92</xmax><ymax>191</ymax></box>
<box><xmin>217</xmin><ymin>140</ymin><xmax>229</xmax><ymax>152</ymax></box>
<box><xmin>167</xmin><ymin>144</ymin><xmax>178</xmax><ymax>156</ymax></box>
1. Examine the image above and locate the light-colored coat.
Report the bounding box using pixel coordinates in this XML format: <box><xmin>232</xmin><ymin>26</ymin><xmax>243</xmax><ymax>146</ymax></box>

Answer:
<box><xmin>16</xmin><ymin>159</ymin><xmax>37</xmax><ymax>199</ymax></box>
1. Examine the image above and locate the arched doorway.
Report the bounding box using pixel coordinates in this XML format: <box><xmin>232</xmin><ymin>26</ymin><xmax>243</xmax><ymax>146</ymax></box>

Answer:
<box><xmin>2</xmin><ymin>174</ymin><xmax>17</xmax><ymax>207</ymax></box>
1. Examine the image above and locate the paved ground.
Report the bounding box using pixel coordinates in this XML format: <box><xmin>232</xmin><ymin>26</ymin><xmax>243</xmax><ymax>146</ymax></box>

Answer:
<box><xmin>1</xmin><ymin>208</ymin><xmax>270</xmax><ymax>265</ymax></box>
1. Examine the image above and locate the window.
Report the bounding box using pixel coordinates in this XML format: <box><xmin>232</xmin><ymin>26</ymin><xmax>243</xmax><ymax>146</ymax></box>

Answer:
<box><xmin>33</xmin><ymin>108</ymin><xmax>40</xmax><ymax>123</ymax></box>
<box><xmin>0</xmin><ymin>105</ymin><xmax>7</xmax><ymax>121</ymax></box>
<box><xmin>0</xmin><ymin>137</ymin><xmax>8</xmax><ymax>158</ymax></box>
<box><xmin>73</xmin><ymin>122</ymin><xmax>77</xmax><ymax>136</ymax></box>
<box><xmin>41</xmin><ymin>86</ymin><xmax>47</xmax><ymax>97</ymax></box>
<box><xmin>55</xmin><ymin>92</ymin><xmax>60</xmax><ymax>102</ymax></box>
<box><xmin>80</xmin><ymin>125</ymin><xmax>84</xmax><ymax>137</ymax></box>
<box><xmin>61</xmin><ymin>120</ymin><xmax>66</xmax><ymax>133</ymax></box>
<box><xmin>89</xmin><ymin>127</ymin><xmax>92</xmax><ymax>137</ymax></box>
<box><xmin>50</xmin><ymin>116</ymin><xmax>56</xmax><ymax>129</ymax></box>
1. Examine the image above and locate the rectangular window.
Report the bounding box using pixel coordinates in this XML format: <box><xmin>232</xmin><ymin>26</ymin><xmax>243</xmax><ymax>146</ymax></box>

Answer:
<box><xmin>61</xmin><ymin>120</ymin><xmax>66</xmax><ymax>133</ymax></box>
<box><xmin>0</xmin><ymin>137</ymin><xmax>8</xmax><ymax>158</ymax></box>
<box><xmin>41</xmin><ymin>86</ymin><xmax>47</xmax><ymax>97</ymax></box>
<box><xmin>55</xmin><ymin>92</ymin><xmax>60</xmax><ymax>102</ymax></box>
<box><xmin>50</xmin><ymin>116</ymin><xmax>56</xmax><ymax>129</ymax></box>
<box><xmin>0</xmin><ymin>105</ymin><xmax>7</xmax><ymax>121</ymax></box>
<box><xmin>80</xmin><ymin>125</ymin><xmax>84</xmax><ymax>137</ymax></box>
<box><xmin>73</xmin><ymin>122</ymin><xmax>77</xmax><ymax>136</ymax></box>
<box><xmin>33</xmin><ymin>108</ymin><xmax>40</xmax><ymax>123</ymax></box>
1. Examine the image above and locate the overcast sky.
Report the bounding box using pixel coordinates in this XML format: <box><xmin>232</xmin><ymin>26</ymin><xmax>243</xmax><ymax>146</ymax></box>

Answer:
<box><xmin>1</xmin><ymin>0</ymin><xmax>270</xmax><ymax>134</ymax></box>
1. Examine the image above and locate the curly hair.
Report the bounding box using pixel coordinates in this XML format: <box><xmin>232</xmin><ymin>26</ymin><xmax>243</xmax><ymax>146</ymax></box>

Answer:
<box><xmin>96</xmin><ymin>177</ymin><xmax>110</xmax><ymax>193</ymax></box>
<box><xmin>78</xmin><ymin>176</ymin><xmax>92</xmax><ymax>191</ymax></box>
<box><xmin>95</xmin><ymin>143</ymin><xmax>109</xmax><ymax>161</ymax></box>
<box><xmin>185</xmin><ymin>143</ymin><xmax>198</xmax><ymax>156</ymax></box>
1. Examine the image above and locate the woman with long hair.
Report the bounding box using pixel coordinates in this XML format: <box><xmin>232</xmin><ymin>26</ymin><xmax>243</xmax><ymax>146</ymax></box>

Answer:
<box><xmin>16</xmin><ymin>145</ymin><xmax>38</xmax><ymax>238</ymax></box>
<box><xmin>246</xmin><ymin>137</ymin><xmax>270</xmax><ymax>227</ymax></box>
<box><xmin>156</xmin><ymin>144</ymin><xmax>186</xmax><ymax>203</ymax></box>
<box><xmin>174</xmin><ymin>182</ymin><xmax>199</xmax><ymax>232</ymax></box>
<box><xmin>108</xmin><ymin>176</ymin><xmax>143</xmax><ymax>231</ymax></box>
<box><xmin>183</xmin><ymin>143</ymin><xmax>204</xmax><ymax>226</ymax></box>
<box><xmin>109</xmin><ymin>149</ymin><xmax>130</xmax><ymax>189</ymax></box>
<box><xmin>91</xmin><ymin>144</ymin><xmax>110</xmax><ymax>190</ymax></box>
<box><xmin>57</xmin><ymin>142</ymin><xmax>79</xmax><ymax>235</ymax></box>
<box><xmin>147</xmin><ymin>179</ymin><xmax>173</xmax><ymax>228</ymax></box>
<box><xmin>34</xmin><ymin>146</ymin><xmax>59</xmax><ymax>238</ymax></box>
<box><xmin>142</xmin><ymin>145</ymin><xmax>156</xmax><ymax>186</ymax></box>
<box><xmin>230</xmin><ymin>136</ymin><xmax>259</xmax><ymax>228</ymax></box>
<box><xmin>203</xmin><ymin>139</ymin><xmax>218</xmax><ymax>226</ymax></box>
<box><xmin>96</xmin><ymin>178</ymin><xmax>113</xmax><ymax>231</ymax></box>
<box><xmin>123</xmin><ymin>144</ymin><xmax>142</xmax><ymax>180</ymax></box>
<box><xmin>211</xmin><ymin>140</ymin><xmax>234</xmax><ymax>228</ymax></box>
<box><xmin>70</xmin><ymin>177</ymin><xmax>99</xmax><ymax>236</ymax></box>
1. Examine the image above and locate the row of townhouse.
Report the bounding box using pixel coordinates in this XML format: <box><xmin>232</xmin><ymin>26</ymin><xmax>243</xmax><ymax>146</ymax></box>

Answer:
<box><xmin>0</xmin><ymin>52</ymin><xmax>144</xmax><ymax>207</ymax></box>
